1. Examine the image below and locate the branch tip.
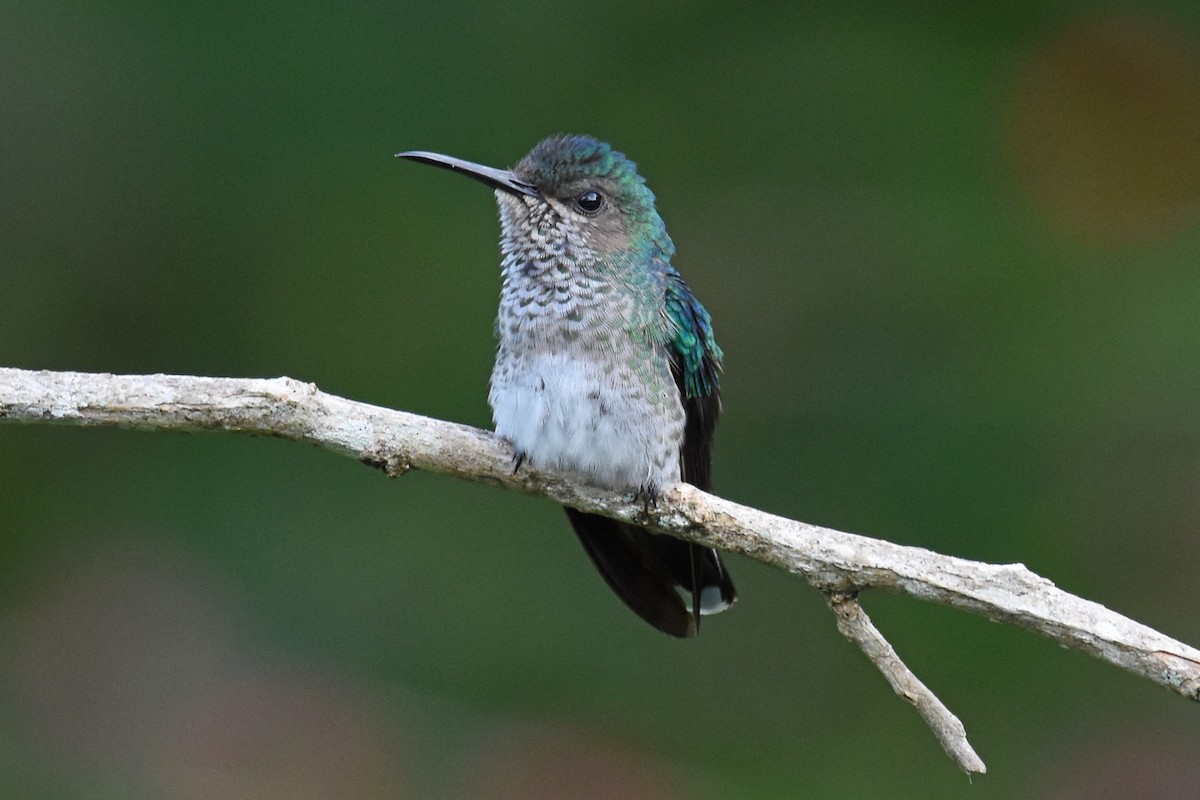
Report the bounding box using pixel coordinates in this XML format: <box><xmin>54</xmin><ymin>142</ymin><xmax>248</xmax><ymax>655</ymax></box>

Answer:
<box><xmin>2</xmin><ymin>366</ymin><xmax>1198</xmax><ymax>776</ymax></box>
<box><xmin>826</xmin><ymin>592</ymin><xmax>986</xmax><ymax>775</ymax></box>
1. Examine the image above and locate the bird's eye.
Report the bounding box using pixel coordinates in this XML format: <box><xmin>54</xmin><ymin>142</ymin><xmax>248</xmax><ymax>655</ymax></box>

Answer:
<box><xmin>574</xmin><ymin>190</ymin><xmax>604</xmax><ymax>214</ymax></box>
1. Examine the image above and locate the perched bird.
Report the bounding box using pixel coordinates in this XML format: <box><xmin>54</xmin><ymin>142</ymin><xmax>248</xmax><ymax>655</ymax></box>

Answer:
<box><xmin>398</xmin><ymin>135</ymin><xmax>735</xmax><ymax>637</ymax></box>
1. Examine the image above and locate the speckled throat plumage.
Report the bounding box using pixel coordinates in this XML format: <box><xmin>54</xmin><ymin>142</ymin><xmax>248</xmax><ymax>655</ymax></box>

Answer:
<box><xmin>489</xmin><ymin>187</ymin><xmax>687</xmax><ymax>493</ymax></box>
<box><xmin>398</xmin><ymin>134</ymin><xmax>735</xmax><ymax>637</ymax></box>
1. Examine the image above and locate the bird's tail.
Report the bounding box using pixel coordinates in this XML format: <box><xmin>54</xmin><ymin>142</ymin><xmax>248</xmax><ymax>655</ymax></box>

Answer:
<box><xmin>564</xmin><ymin>508</ymin><xmax>736</xmax><ymax>638</ymax></box>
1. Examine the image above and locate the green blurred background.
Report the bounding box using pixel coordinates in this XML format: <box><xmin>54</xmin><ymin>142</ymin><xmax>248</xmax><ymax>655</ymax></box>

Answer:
<box><xmin>3</xmin><ymin>2</ymin><xmax>1200</xmax><ymax>798</ymax></box>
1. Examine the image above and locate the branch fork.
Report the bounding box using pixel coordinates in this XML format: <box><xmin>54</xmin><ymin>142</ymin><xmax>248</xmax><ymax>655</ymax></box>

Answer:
<box><xmin>4</xmin><ymin>367</ymin><xmax>1200</xmax><ymax>774</ymax></box>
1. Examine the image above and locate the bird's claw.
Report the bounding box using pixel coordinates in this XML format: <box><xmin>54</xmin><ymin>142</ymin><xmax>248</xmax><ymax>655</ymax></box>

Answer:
<box><xmin>634</xmin><ymin>485</ymin><xmax>659</xmax><ymax>517</ymax></box>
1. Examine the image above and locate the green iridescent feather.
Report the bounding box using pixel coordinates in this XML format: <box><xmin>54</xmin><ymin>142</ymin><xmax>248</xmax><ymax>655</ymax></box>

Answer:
<box><xmin>664</xmin><ymin>270</ymin><xmax>723</xmax><ymax>400</ymax></box>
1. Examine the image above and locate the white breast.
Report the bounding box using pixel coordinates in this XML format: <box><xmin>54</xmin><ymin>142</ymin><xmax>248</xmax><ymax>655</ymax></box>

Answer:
<box><xmin>489</xmin><ymin>348</ymin><xmax>684</xmax><ymax>492</ymax></box>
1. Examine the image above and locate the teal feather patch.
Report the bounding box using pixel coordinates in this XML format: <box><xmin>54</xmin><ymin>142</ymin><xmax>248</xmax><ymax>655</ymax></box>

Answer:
<box><xmin>664</xmin><ymin>271</ymin><xmax>723</xmax><ymax>399</ymax></box>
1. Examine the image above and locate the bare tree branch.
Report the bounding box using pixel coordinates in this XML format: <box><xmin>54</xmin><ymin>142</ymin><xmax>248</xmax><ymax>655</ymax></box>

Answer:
<box><xmin>826</xmin><ymin>592</ymin><xmax>986</xmax><ymax>774</ymax></box>
<box><xmin>4</xmin><ymin>367</ymin><xmax>1200</xmax><ymax>775</ymax></box>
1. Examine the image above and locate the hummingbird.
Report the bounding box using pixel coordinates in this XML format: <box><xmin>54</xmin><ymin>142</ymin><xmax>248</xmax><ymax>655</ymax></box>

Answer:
<box><xmin>397</xmin><ymin>135</ymin><xmax>735</xmax><ymax>637</ymax></box>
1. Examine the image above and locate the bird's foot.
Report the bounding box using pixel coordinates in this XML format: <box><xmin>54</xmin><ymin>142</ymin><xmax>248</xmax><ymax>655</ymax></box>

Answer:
<box><xmin>633</xmin><ymin>484</ymin><xmax>660</xmax><ymax>517</ymax></box>
<box><xmin>511</xmin><ymin>450</ymin><xmax>527</xmax><ymax>475</ymax></box>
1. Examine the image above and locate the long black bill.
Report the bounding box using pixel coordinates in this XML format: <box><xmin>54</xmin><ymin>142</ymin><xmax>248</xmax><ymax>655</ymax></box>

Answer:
<box><xmin>396</xmin><ymin>151</ymin><xmax>539</xmax><ymax>198</ymax></box>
